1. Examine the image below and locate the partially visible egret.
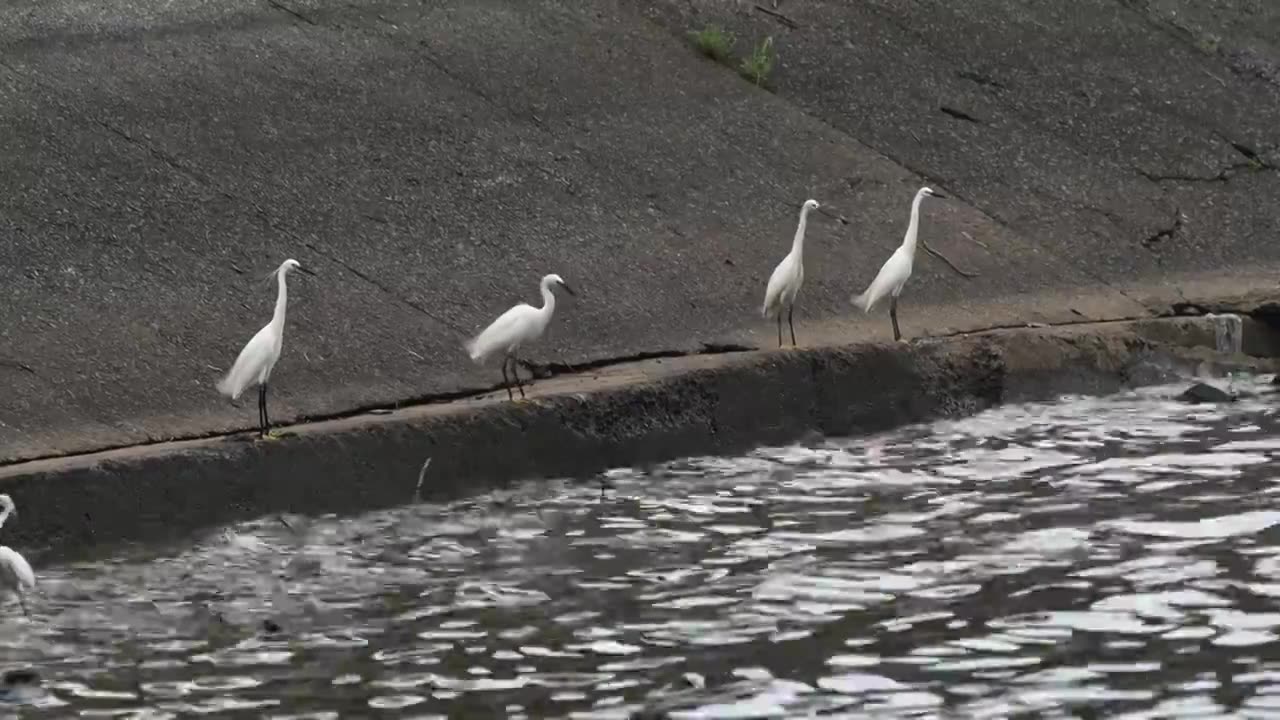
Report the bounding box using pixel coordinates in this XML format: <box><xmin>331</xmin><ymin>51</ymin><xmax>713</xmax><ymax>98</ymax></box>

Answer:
<box><xmin>0</xmin><ymin>548</ymin><xmax>33</xmax><ymax>617</ymax></box>
<box><xmin>851</xmin><ymin>186</ymin><xmax>946</xmax><ymax>341</ymax></box>
<box><xmin>466</xmin><ymin>273</ymin><xmax>576</xmax><ymax>400</ymax></box>
<box><xmin>217</xmin><ymin>258</ymin><xmax>314</xmax><ymax>438</ymax></box>
<box><xmin>0</xmin><ymin>495</ymin><xmax>14</xmax><ymax>531</ymax></box>
<box><xmin>0</xmin><ymin>496</ymin><xmax>34</xmax><ymax>617</ymax></box>
<box><xmin>762</xmin><ymin>198</ymin><xmax>820</xmax><ymax>347</ymax></box>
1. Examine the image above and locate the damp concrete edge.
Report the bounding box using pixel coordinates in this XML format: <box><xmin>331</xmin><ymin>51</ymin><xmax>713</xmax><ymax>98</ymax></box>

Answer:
<box><xmin>3</xmin><ymin>316</ymin><xmax>1276</xmax><ymax>555</ymax></box>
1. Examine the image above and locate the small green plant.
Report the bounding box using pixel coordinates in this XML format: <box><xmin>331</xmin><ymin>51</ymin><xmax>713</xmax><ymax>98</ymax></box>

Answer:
<box><xmin>740</xmin><ymin>36</ymin><xmax>775</xmax><ymax>87</ymax></box>
<box><xmin>691</xmin><ymin>25</ymin><xmax>736</xmax><ymax>63</ymax></box>
<box><xmin>1195</xmin><ymin>33</ymin><xmax>1221</xmax><ymax>54</ymax></box>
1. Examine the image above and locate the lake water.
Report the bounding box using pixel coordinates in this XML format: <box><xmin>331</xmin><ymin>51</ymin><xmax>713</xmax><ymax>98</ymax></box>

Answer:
<box><xmin>3</xmin><ymin>378</ymin><xmax>1280</xmax><ymax>718</ymax></box>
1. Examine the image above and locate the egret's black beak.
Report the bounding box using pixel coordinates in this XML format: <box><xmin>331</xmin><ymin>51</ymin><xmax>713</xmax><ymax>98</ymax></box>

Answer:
<box><xmin>931</xmin><ymin>192</ymin><xmax>949</xmax><ymax>200</ymax></box>
<box><xmin>297</xmin><ymin>266</ymin><xmax>317</xmax><ymax>277</ymax></box>
<box><xmin>560</xmin><ymin>282</ymin><xmax>577</xmax><ymax>297</ymax></box>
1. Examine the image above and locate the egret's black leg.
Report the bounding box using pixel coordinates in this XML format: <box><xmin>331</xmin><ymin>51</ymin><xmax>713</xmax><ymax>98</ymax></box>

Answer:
<box><xmin>512</xmin><ymin>352</ymin><xmax>526</xmax><ymax>399</ymax></box>
<box><xmin>18</xmin><ymin>593</ymin><xmax>27</xmax><ymax>618</ymax></box>
<box><xmin>890</xmin><ymin>296</ymin><xmax>902</xmax><ymax>342</ymax></box>
<box><xmin>257</xmin><ymin>385</ymin><xmax>266</xmax><ymax>437</ymax></box>
<box><xmin>776</xmin><ymin>314</ymin><xmax>783</xmax><ymax>348</ymax></box>
<box><xmin>501</xmin><ymin>356</ymin><xmax>513</xmax><ymax>401</ymax></box>
<box><xmin>788</xmin><ymin>306</ymin><xmax>797</xmax><ymax>346</ymax></box>
<box><xmin>261</xmin><ymin>384</ymin><xmax>271</xmax><ymax>437</ymax></box>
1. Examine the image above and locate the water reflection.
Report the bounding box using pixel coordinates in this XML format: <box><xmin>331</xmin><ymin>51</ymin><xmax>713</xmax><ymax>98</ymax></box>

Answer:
<box><xmin>0</xmin><ymin>379</ymin><xmax>1278</xmax><ymax>717</ymax></box>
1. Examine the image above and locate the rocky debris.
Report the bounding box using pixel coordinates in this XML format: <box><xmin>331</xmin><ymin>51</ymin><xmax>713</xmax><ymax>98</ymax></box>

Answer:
<box><xmin>1178</xmin><ymin>382</ymin><xmax>1235</xmax><ymax>403</ymax></box>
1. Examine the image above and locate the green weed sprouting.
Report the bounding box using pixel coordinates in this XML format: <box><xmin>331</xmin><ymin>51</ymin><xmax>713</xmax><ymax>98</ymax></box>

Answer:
<box><xmin>740</xmin><ymin>36</ymin><xmax>775</xmax><ymax>87</ymax></box>
<box><xmin>691</xmin><ymin>25</ymin><xmax>736</xmax><ymax>63</ymax></box>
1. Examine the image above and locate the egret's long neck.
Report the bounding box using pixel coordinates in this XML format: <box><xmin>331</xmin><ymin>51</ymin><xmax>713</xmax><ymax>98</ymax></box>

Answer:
<box><xmin>903</xmin><ymin>194</ymin><xmax>925</xmax><ymax>255</ymax></box>
<box><xmin>539</xmin><ymin>280</ymin><xmax>557</xmax><ymax>319</ymax></box>
<box><xmin>270</xmin><ymin>268</ymin><xmax>289</xmax><ymax>332</ymax></box>
<box><xmin>0</xmin><ymin>506</ymin><xmax>12</xmax><ymax>529</ymax></box>
<box><xmin>791</xmin><ymin>206</ymin><xmax>812</xmax><ymax>257</ymax></box>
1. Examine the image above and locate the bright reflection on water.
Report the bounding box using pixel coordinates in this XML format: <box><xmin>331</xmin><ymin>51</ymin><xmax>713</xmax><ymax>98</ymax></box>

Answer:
<box><xmin>4</xmin><ymin>379</ymin><xmax>1280</xmax><ymax>717</ymax></box>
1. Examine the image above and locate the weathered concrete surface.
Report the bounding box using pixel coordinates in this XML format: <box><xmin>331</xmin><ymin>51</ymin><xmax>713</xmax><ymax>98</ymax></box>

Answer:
<box><xmin>1</xmin><ymin>315</ymin><xmax>1274</xmax><ymax>554</ymax></box>
<box><xmin>1</xmin><ymin>0</ymin><xmax>1279</xmax><ymax>463</ymax></box>
<box><xmin>637</xmin><ymin>0</ymin><xmax>1280</xmax><ymax>284</ymax></box>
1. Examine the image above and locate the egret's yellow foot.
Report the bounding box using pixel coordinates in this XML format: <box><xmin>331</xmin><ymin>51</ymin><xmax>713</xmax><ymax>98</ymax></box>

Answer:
<box><xmin>258</xmin><ymin>431</ymin><xmax>284</xmax><ymax>442</ymax></box>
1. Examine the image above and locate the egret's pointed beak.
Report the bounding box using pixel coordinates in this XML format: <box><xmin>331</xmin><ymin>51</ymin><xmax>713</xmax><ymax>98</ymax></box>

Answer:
<box><xmin>297</xmin><ymin>266</ymin><xmax>317</xmax><ymax>277</ymax></box>
<box><xmin>560</xmin><ymin>282</ymin><xmax>578</xmax><ymax>297</ymax></box>
<box><xmin>931</xmin><ymin>192</ymin><xmax>949</xmax><ymax>200</ymax></box>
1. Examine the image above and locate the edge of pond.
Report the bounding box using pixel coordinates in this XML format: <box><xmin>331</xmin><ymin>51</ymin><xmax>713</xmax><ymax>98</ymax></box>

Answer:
<box><xmin>4</xmin><ymin>316</ymin><xmax>1276</xmax><ymax>554</ymax></box>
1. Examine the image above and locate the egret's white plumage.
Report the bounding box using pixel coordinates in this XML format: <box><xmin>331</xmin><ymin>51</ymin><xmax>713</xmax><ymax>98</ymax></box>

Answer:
<box><xmin>762</xmin><ymin>199</ymin><xmax>819</xmax><ymax>347</ymax></box>
<box><xmin>852</xmin><ymin>186</ymin><xmax>945</xmax><ymax>341</ymax></box>
<box><xmin>0</xmin><ymin>494</ymin><xmax>14</xmax><ymax>531</ymax></box>
<box><xmin>0</xmin><ymin>548</ymin><xmax>34</xmax><ymax>610</ymax></box>
<box><xmin>218</xmin><ymin>258</ymin><xmax>310</xmax><ymax>437</ymax></box>
<box><xmin>467</xmin><ymin>273</ymin><xmax>576</xmax><ymax>400</ymax></box>
<box><xmin>0</xmin><ymin>496</ymin><xmax>34</xmax><ymax>617</ymax></box>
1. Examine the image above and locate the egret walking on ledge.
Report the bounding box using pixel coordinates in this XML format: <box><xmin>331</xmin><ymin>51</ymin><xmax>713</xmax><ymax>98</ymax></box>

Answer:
<box><xmin>851</xmin><ymin>187</ymin><xmax>946</xmax><ymax>341</ymax></box>
<box><xmin>467</xmin><ymin>273</ymin><xmax>576</xmax><ymax>401</ymax></box>
<box><xmin>762</xmin><ymin>199</ymin><xmax>820</xmax><ymax>347</ymax></box>
<box><xmin>217</xmin><ymin>258</ymin><xmax>314</xmax><ymax>438</ymax></box>
<box><xmin>0</xmin><ymin>496</ymin><xmax>35</xmax><ymax>617</ymax></box>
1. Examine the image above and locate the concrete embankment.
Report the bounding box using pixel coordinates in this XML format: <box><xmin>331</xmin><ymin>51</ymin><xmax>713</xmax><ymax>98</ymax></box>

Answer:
<box><xmin>2</xmin><ymin>312</ymin><xmax>1276</xmax><ymax>555</ymax></box>
<box><xmin>2</xmin><ymin>0</ymin><xmax>1279</xmax><ymax>465</ymax></box>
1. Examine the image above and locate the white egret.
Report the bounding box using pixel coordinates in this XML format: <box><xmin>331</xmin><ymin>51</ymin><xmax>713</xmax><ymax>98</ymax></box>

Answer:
<box><xmin>0</xmin><ymin>495</ymin><xmax>14</xmax><ymax>531</ymax></box>
<box><xmin>762</xmin><ymin>199</ymin><xmax>820</xmax><ymax>347</ymax></box>
<box><xmin>851</xmin><ymin>186</ymin><xmax>946</xmax><ymax>341</ymax></box>
<box><xmin>466</xmin><ymin>273</ymin><xmax>576</xmax><ymax>400</ymax></box>
<box><xmin>217</xmin><ymin>258</ymin><xmax>314</xmax><ymax>438</ymax></box>
<box><xmin>0</xmin><ymin>496</ymin><xmax>34</xmax><ymax>617</ymax></box>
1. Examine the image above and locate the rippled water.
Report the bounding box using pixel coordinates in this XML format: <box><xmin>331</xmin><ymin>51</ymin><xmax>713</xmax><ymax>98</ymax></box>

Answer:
<box><xmin>4</xmin><ymin>379</ymin><xmax>1280</xmax><ymax>717</ymax></box>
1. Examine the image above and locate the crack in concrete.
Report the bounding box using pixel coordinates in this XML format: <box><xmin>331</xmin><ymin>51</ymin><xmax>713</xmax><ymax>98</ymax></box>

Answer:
<box><xmin>1114</xmin><ymin>0</ymin><xmax>1280</xmax><ymax>90</ymax></box>
<box><xmin>299</xmin><ymin>240</ymin><xmax>471</xmax><ymax>338</ymax></box>
<box><xmin>91</xmin><ymin>119</ymin><xmax>211</xmax><ymax>187</ymax></box>
<box><xmin>516</xmin><ymin>344</ymin><xmax>756</xmax><ymax>380</ymax></box>
<box><xmin>264</xmin><ymin>0</ymin><xmax>317</xmax><ymax>26</ymax></box>
<box><xmin>1138</xmin><ymin>139</ymin><xmax>1279</xmax><ymax>184</ymax></box>
<box><xmin>0</xmin><ymin>360</ymin><xmax>36</xmax><ymax>375</ymax></box>
<box><xmin>956</xmin><ymin>69</ymin><xmax>1006</xmax><ymax>90</ymax></box>
<box><xmin>1137</xmin><ymin>166</ymin><xmax>1239</xmax><ymax>184</ymax></box>
<box><xmin>939</xmin><ymin>105</ymin><xmax>982</xmax><ymax>124</ymax></box>
<box><xmin>1139</xmin><ymin>208</ymin><xmax>1185</xmax><ymax>251</ymax></box>
<box><xmin>1227</xmin><ymin>139</ymin><xmax>1276</xmax><ymax>169</ymax></box>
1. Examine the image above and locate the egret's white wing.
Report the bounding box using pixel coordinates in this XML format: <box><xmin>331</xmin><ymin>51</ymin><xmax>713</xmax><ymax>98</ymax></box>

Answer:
<box><xmin>762</xmin><ymin>253</ymin><xmax>797</xmax><ymax>319</ymax></box>
<box><xmin>217</xmin><ymin>323</ymin><xmax>275</xmax><ymax>399</ymax></box>
<box><xmin>852</xmin><ymin>247</ymin><xmax>911</xmax><ymax>313</ymax></box>
<box><xmin>466</xmin><ymin>303</ymin><xmax>538</xmax><ymax>362</ymax></box>
<box><xmin>0</xmin><ymin>547</ymin><xmax>34</xmax><ymax>591</ymax></box>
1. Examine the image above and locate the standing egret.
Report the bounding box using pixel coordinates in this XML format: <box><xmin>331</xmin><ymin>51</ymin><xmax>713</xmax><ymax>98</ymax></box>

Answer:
<box><xmin>217</xmin><ymin>258</ymin><xmax>314</xmax><ymax>438</ymax></box>
<box><xmin>851</xmin><ymin>187</ymin><xmax>946</xmax><ymax>341</ymax></box>
<box><xmin>466</xmin><ymin>273</ymin><xmax>576</xmax><ymax>400</ymax></box>
<box><xmin>0</xmin><ymin>496</ymin><xmax>34</xmax><ymax>617</ymax></box>
<box><xmin>762</xmin><ymin>199</ymin><xmax>820</xmax><ymax>347</ymax></box>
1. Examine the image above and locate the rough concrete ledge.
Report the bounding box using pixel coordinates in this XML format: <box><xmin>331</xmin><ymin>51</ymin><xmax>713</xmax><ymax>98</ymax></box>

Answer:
<box><xmin>2</xmin><ymin>317</ymin><xmax>1274</xmax><ymax>557</ymax></box>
